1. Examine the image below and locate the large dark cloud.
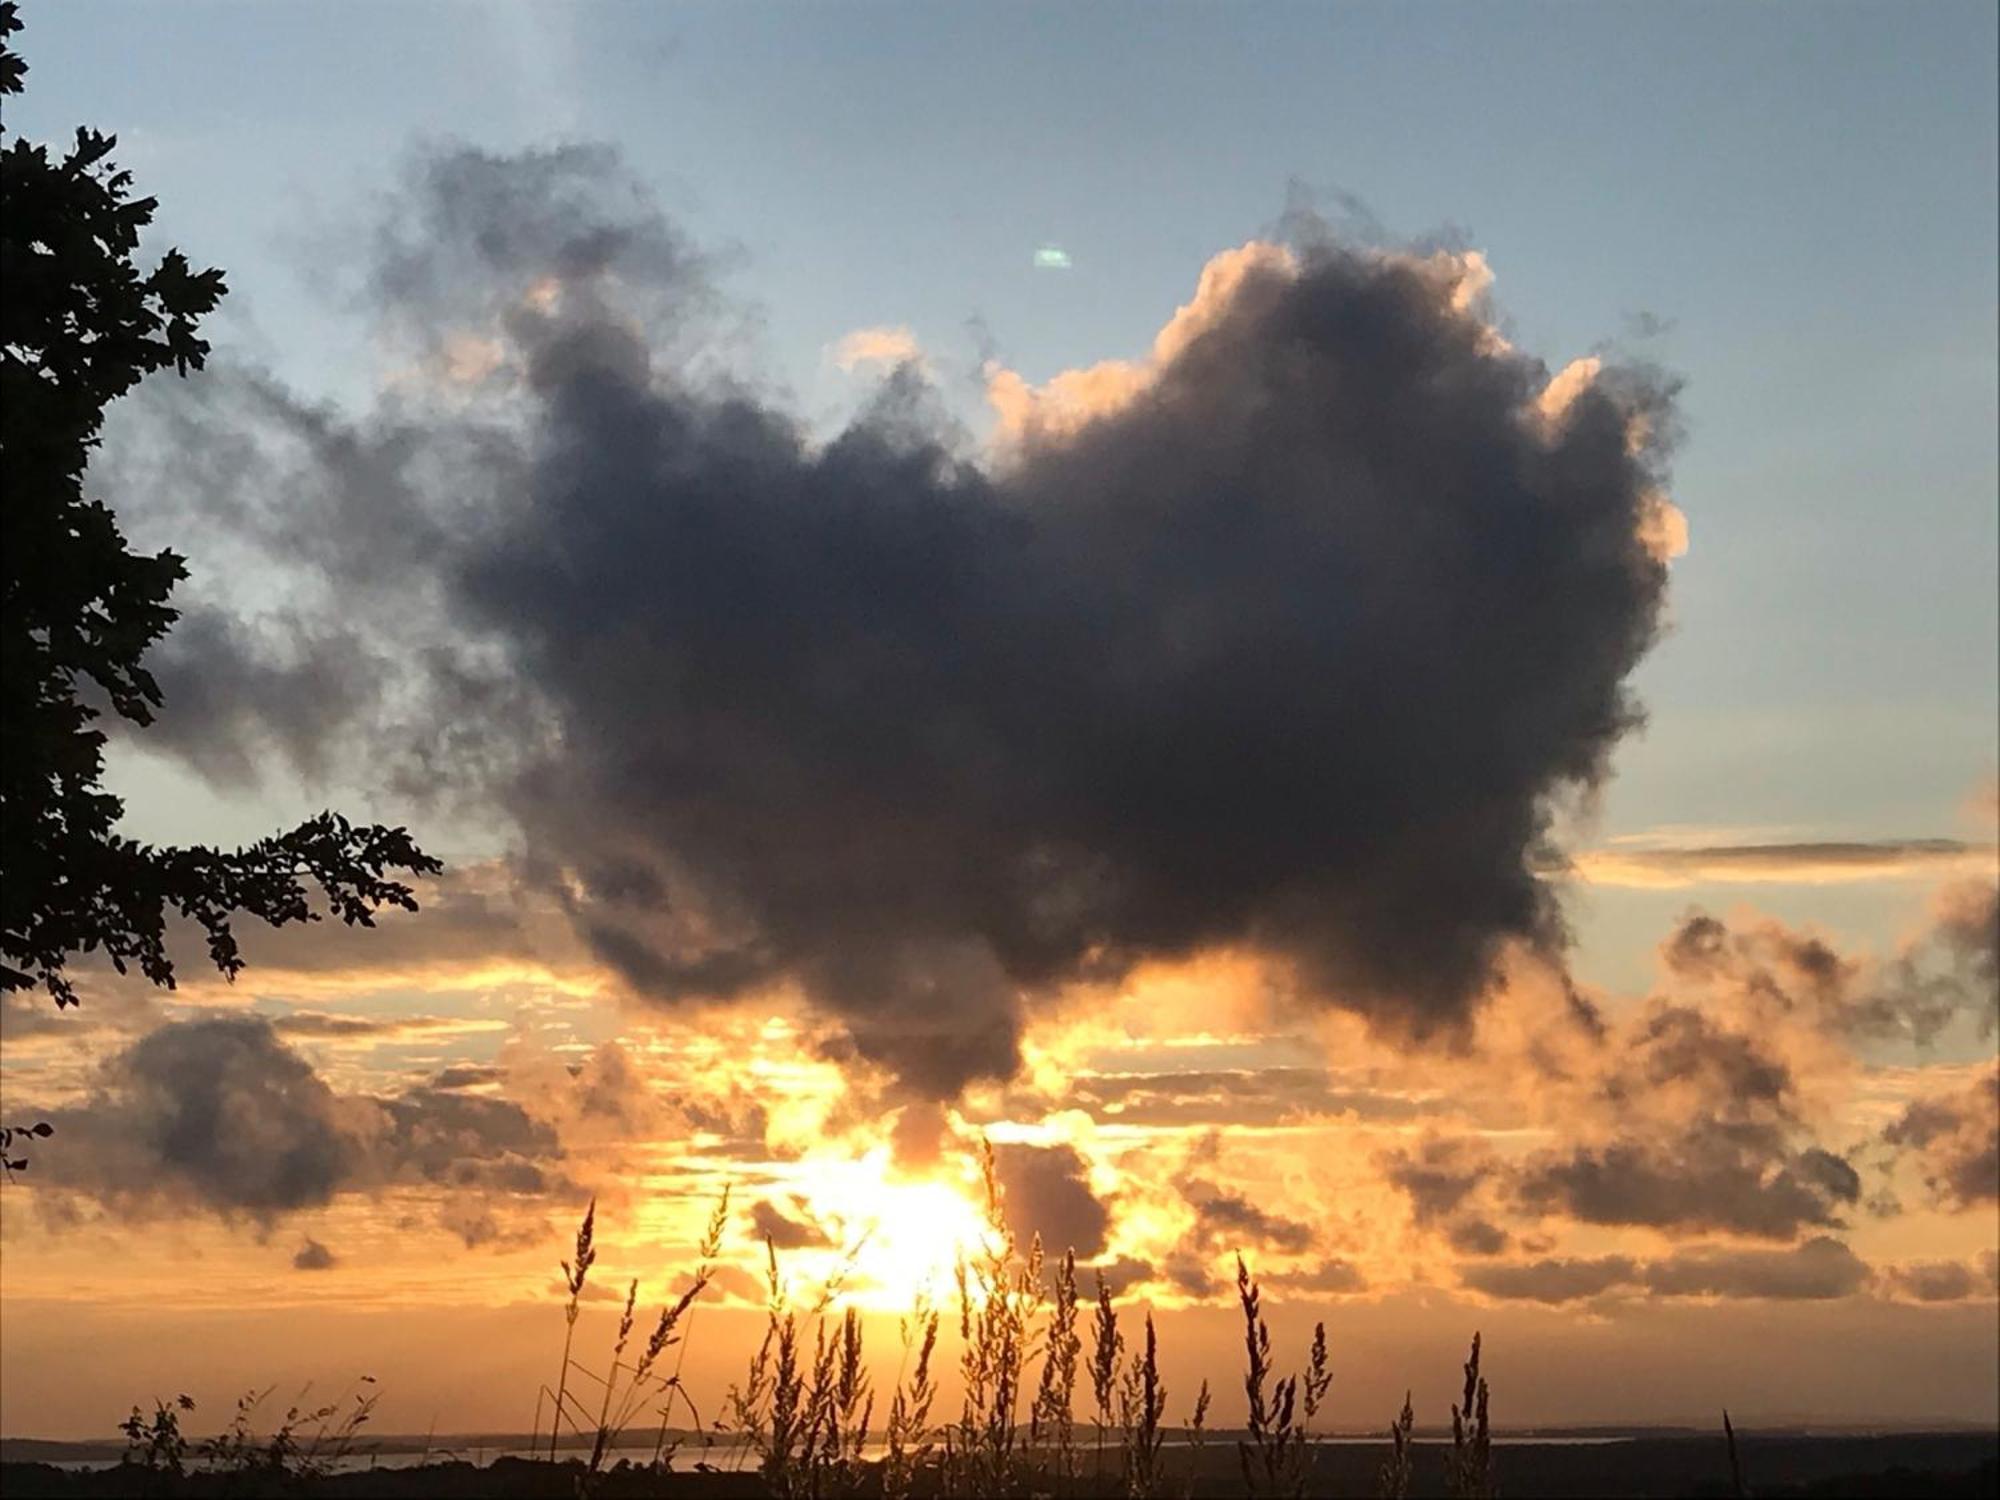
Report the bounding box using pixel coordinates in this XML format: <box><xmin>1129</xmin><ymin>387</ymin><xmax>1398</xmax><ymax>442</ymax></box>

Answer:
<box><xmin>107</xmin><ymin>143</ymin><xmax>1678</xmax><ymax>1096</ymax></box>
<box><xmin>39</xmin><ymin>1015</ymin><xmax>565</xmax><ymax>1223</ymax></box>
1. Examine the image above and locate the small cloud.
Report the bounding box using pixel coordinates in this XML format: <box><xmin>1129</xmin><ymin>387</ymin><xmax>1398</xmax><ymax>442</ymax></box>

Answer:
<box><xmin>992</xmin><ymin>1142</ymin><xmax>1110</xmax><ymax>1257</ymax></box>
<box><xmin>673</xmin><ymin>1263</ymin><xmax>766</xmax><ymax>1306</ymax></box>
<box><xmin>292</xmin><ymin>1237</ymin><xmax>338</xmax><ymax>1271</ymax></box>
<box><xmin>1032</xmin><ymin>245</ymin><xmax>1072</xmax><ymax>270</ymax></box>
<box><xmin>1883</xmin><ymin>1066</ymin><xmax>1999</xmax><ymax>1210</ymax></box>
<box><xmin>1179</xmin><ymin>1177</ymin><xmax>1313</xmax><ymax>1255</ymax></box>
<box><xmin>1083</xmin><ymin>1255</ymin><xmax>1154</xmax><ymax>1297</ymax></box>
<box><xmin>1447</xmin><ymin>1218</ymin><xmax>1511</xmax><ymax>1257</ymax></box>
<box><xmin>1161</xmin><ymin>1251</ymin><xmax>1222</xmax><ymax>1298</ymax></box>
<box><xmin>1880</xmin><ymin>1257</ymin><xmax>1999</xmax><ymax>1304</ymax></box>
<box><xmin>1267</xmin><ymin>1258</ymin><xmax>1369</xmax><ymax>1295</ymax></box>
<box><xmin>1461</xmin><ymin>1255</ymin><xmax>1637</xmax><ymax>1305</ymax></box>
<box><xmin>829</xmin><ymin>325</ymin><xmax>924</xmax><ymax>372</ymax></box>
<box><xmin>748</xmin><ymin>1197</ymin><xmax>831</xmax><ymax>1250</ymax></box>
<box><xmin>430</xmin><ymin>1063</ymin><xmax>504</xmax><ymax>1091</ymax></box>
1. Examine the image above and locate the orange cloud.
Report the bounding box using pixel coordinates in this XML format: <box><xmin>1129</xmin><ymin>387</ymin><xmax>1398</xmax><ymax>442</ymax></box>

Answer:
<box><xmin>985</xmin><ymin>241</ymin><xmax>1299</xmax><ymax>443</ymax></box>
<box><xmin>829</xmin><ymin>324</ymin><xmax>924</xmax><ymax>372</ymax></box>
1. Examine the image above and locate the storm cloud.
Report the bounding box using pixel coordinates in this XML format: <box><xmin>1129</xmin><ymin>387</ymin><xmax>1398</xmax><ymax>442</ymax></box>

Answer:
<box><xmin>110</xmin><ymin>143</ymin><xmax>1679</xmax><ymax>1096</ymax></box>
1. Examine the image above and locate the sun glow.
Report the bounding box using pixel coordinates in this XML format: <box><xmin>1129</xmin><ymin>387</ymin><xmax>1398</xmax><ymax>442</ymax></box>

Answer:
<box><xmin>777</xmin><ymin>1149</ymin><xmax>996</xmax><ymax>1307</ymax></box>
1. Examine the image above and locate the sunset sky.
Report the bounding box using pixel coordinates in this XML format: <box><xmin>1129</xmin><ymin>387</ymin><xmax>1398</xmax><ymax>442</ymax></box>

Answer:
<box><xmin>2</xmin><ymin>1</ymin><xmax>1996</xmax><ymax>1440</ymax></box>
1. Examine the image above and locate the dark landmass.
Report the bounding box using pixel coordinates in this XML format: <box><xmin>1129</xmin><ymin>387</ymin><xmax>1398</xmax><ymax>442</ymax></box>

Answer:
<box><xmin>2</xmin><ymin>1432</ymin><xmax>1995</xmax><ymax>1498</ymax></box>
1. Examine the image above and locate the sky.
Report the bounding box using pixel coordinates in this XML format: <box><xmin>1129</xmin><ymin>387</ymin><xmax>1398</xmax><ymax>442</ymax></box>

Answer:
<box><xmin>1</xmin><ymin>0</ymin><xmax>1996</xmax><ymax>1440</ymax></box>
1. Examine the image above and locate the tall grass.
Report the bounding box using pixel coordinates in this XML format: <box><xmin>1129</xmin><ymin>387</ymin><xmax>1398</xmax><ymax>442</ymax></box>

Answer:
<box><xmin>531</xmin><ymin>1186</ymin><xmax>734</xmax><ymax>1488</ymax></box>
<box><xmin>118</xmin><ymin>1381</ymin><xmax>378</xmax><ymax>1484</ymax></box>
<box><xmin>1181</xmin><ymin>1378</ymin><xmax>1212</xmax><ymax>1500</ymax></box>
<box><xmin>1446</xmin><ymin>1332</ymin><xmax>1493</xmax><ymax>1500</ymax></box>
<box><xmin>725</xmin><ymin>1218</ymin><xmax>878</xmax><ymax>1496</ymax></box>
<box><xmin>1091</xmin><ymin>1265</ymin><xmax>1124</xmax><ymax>1488</ymax></box>
<box><xmin>499</xmin><ymin>1161</ymin><xmax>1519</xmax><ymax>1499</ymax></box>
<box><xmin>542</xmin><ymin>1195</ymin><xmax>597</xmax><ymax>1460</ymax></box>
<box><xmin>639</xmin><ymin>1187</ymin><xmax>732</xmax><ymax>1465</ymax></box>
<box><xmin>106</xmin><ymin>1178</ymin><xmax>1538</xmax><ymax>1499</ymax></box>
<box><xmin>948</xmin><ymin>1140</ymin><xmax>1046</xmax><ymax>1496</ymax></box>
<box><xmin>1031</xmin><ymin>1248</ymin><xmax>1082</xmax><ymax>1492</ymax></box>
<box><xmin>1117</xmin><ymin>1310</ymin><xmax>1168</xmax><ymax>1498</ymax></box>
<box><xmin>882</xmin><ymin>1295</ymin><xmax>940</xmax><ymax>1498</ymax></box>
<box><xmin>1235</xmin><ymin>1253</ymin><xmax>1330</xmax><ymax>1499</ymax></box>
<box><xmin>1723</xmin><ymin>1407</ymin><xmax>1747</xmax><ymax>1500</ymax></box>
<box><xmin>1375</xmin><ymin>1390</ymin><xmax>1416</xmax><ymax>1500</ymax></box>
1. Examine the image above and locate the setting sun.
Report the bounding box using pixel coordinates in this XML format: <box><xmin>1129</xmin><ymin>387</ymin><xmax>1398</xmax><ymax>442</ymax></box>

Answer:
<box><xmin>759</xmin><ymin>1149</ymin><xmax>998</xmax><ymax>1307</ymax></box>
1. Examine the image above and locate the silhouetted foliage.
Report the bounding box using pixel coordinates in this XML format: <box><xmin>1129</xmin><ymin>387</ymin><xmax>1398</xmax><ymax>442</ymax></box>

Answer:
<box><xmin>0</xmin><ymin>2</ymin><xmax>439</xmax><ymax>1047</ymax></box>
<box><xmin>1</xmin><ymin>1117</ymin><xmax>53</xmax><ymax>1177</ymax></box>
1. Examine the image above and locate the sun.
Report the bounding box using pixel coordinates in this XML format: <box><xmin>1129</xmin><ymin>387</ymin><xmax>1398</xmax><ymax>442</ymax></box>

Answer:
<box><xmin>778</xmin><ymin>1149</ymin><xmax>996</xmax><ymax>1307</ymax></box>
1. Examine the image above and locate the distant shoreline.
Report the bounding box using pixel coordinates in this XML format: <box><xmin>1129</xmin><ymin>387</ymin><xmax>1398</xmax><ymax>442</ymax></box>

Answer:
<box><xmin>7</xmin><ymin>1422</ymin><xmax>1996</xmax><ymax>1462</ymax></box>
<box><xmin>2</xmin><ymin>1431</ymin><xmax>1995</xmax><ymax>1500</ymax></box>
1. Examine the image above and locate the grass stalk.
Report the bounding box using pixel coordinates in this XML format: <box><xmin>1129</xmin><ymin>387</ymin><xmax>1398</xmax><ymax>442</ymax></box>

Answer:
<box><xmin>550</xmin><ymin>1197</ymin><xmax>597</xmax><ymax>1462</ymax></box>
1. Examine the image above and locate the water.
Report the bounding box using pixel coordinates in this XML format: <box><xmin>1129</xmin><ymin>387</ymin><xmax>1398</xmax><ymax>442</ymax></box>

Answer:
<box><xmin>45</xmin><ymin>1432</ymin><xmax>1630</xmax><ymax>1474</ymax></box>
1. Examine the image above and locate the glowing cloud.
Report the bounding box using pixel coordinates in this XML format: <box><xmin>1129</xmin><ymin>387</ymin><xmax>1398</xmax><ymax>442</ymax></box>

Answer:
<box><xmin>829</xmin><ymin>324</ymin><xmax>925</xmax><ymax>372</ymax></box>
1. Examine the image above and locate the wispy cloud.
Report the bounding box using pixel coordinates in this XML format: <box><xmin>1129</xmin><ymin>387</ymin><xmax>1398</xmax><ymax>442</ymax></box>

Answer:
<box><xmin>1567</xmin><ymin>838</ymin><xmax>1996</xmax><ymax>889</ymax></box>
